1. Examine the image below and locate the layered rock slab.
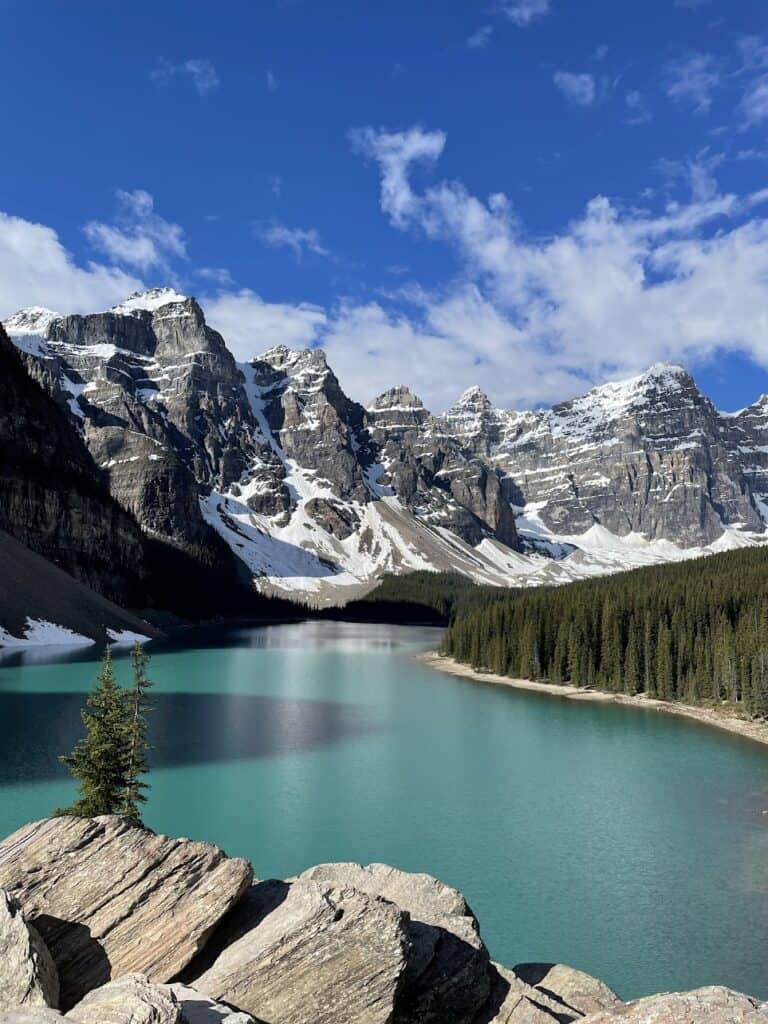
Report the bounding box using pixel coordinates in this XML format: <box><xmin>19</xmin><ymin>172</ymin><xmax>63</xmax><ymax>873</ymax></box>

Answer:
<box><xmin>486</xmin><ymin>963</ymin><xmax>621</xmax><ymax>1023</ymax></box>
<box><xmin>191</xmin><ymin>877</ymin><xmax>409</xmax><ymax>1024</ymax></box>
<box><xmin>66</xmin><ymin>974</ymin><xmax>181</xmax><ymax>1024</ymax></box>
<box><xmin>299</xmin><ymin>861</ymin><xmax>491</xmax><ymax>1024</ymax></box>
<box><xmin>0</xmin><ymin>890</ymin><xmax>59</xmax><ymax>1008</ymax></box>
<box><xmin>580</xmin><ymin>985</ymin><xmax>768</xmax><ymax>1022</ymax></box>
<box><xmin>0</xmin><ymin>817</ymin><xmax>252</xmax><ymax>1010</ymax></box>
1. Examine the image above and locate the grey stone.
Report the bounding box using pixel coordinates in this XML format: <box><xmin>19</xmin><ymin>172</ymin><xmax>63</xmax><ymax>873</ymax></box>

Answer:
<box><xmin>298</xmin><ymin>862</ymin><xmax>492</xmax><ymax>1024</ymax></box>
<box><xmin>65</xmin><ymin>975</ymin><xmax>181</xmax><ymax>1024</ymax></box>
<box><xmin>191</xmin><ymin>877</ymin><xmax>408</xmax><ymax>1024</ymax></box>
<box><xmin>0</xmin><ymin>817</ymin><xmax>252</xmax><ymax>1011</ymax></box>
<box><xmin>580</xmin><ymin>985</ymin><xmax>768</xmax><ymax>1022</ymax></box>
<box><xmin>0</xmin><ymin>890</ymin><xmax>58</xmax><ymax>1009</ymax></box>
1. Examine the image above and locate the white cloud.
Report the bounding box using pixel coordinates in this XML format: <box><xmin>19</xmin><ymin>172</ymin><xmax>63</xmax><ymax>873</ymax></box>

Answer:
<box><xmin>665</xmin><ymin>52</ymin><xmax>721</xmax><ymax>113</ymax></box>
<box><xmin>197</xmin><ymin>266</ymin><xmax>235</xmax><ymax>286</ymax></box>
<box><xmin>553</xmin><ymin>71</ymin><xmax>596</xmax><ymax>106</ymax></box>
<box><xmin>203</xmin><ymin>289</ymin><xmax>326</xmax><ymax>361</ymax></box>
<box><xmin>334</xmin><ymin>124</ymin><xmax>768</xmax><ymax>408</ymax></box>
<box><xmin>266</xmin><ymin>70</ymin><xmax>278</xmax><ymax>92</ymax></box>
<box><xmin>499</xmin><ymin>0</ymin><xmax>550</xmax><ymax>26</ymax></box>
<box><xmin>254</xmin><ymin>222</ymin><xmax>329</xmax><ymax>261</ymax></box>
<box><xmin>150</xmin><ymin>58</ymin><xmax>220</xmax><ymax>95</ymax></box>
<box><xmin>467</xmin><ymin>25</ymin><xmax>493</xmax><ymax>49</ymax></box>
<box><xmin>0</xmin><ymin>211</ymin><xmax>142</xmax><ymax>318</ymax></box>
<box><xmin>625</xmin><ymin>90</ymin><xmax>651</xmax><ymax>124</ymax></box>
<box><xmin>740</xmin><ymin>74</ymin><xmax>768</xmax><ymax>127</ymax></box>
<box><xmin>350</xmin><ymin>126</ymin><xmax>446</xmax><ymax>228</ymax></box>
<box><xmin>84</xmin><ymin>189</ymin><xmax>187</xmax><ymax>272</ymax></box>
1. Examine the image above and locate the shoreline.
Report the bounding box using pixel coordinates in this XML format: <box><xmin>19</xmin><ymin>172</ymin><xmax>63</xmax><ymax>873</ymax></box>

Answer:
<box><xmin>418</xmin><ymin>650</ymin><xmax>768</xmax><ymax>750</ymax></box>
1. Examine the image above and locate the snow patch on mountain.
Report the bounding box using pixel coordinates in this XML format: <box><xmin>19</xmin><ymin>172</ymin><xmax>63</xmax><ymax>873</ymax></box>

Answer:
<box><xmin>111</xmin><ymin>288</ymin><xmax>188</xmax><ymax>315</ymax></box>
<box><xmin>0</xmin><ymin>618</ymin><xmax>95</xmax><ymax>648</ymax></box>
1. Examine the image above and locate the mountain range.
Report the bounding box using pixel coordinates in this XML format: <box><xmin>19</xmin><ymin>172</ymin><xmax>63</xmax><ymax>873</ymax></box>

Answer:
<box><xmin>2</xmin><ymin>287</ymin><xmax>767</xmax><ymax>628</ymax></box>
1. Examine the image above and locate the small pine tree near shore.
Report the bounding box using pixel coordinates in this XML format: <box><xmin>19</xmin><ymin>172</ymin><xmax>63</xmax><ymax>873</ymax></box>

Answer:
<box><xmin>57</xmin><ymin>642</ymin><xmax>153</xmax><ymax>821</ymax></box>
<box><xmin>122</xmin><ymin>642</ymin><xmax>153</xmax><ymax>821</ymax></box>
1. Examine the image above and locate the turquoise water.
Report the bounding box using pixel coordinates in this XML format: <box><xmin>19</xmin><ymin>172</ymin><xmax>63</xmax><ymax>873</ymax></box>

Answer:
<box><xmin>1</xmin><ymin>620</ymin><xmax>768</xmax><ymax>1001</ymax></box>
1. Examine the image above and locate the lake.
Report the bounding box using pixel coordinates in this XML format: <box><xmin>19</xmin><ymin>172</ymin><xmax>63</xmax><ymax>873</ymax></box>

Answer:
<box><xmin>1</xmin><ymin>620</ymin><xmax>767</xmax><ymax>1001</ymax></box>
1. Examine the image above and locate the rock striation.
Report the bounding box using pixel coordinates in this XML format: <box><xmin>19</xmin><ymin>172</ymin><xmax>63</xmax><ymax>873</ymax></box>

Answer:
<box><xmin>0</xmin><ymin>817</ymin><xmax>252</xmax><ymax>1010</ymax></box>
<box><xmin>190</xmin><ymin>877</ymin><xmax>409</xmax><ymax>1024</ymax></box>
<box><xmin>580</xmin><ymin>985</ymin><xmax>768</xmax><ymax>1022</ymax></box>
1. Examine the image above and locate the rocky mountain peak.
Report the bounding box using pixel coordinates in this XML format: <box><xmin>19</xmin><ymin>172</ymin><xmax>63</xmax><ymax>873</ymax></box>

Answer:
<box><xmin>110</xmin><ymin>288</ymin><xmax>189</xmax><ymax>316</ymax></box>
<box><xmin>368</xmin><ymin>385</ymin><xmax>425</xmax><ymax>412</ymax></box>
<box><xmin>453</xmin><ymin>385</ymin><xmax>492</xmax><ymax>410</ymax></box>
<box><xmin>4</xmin><ymin>306</ymin><xmax>60</xmax><ymax>335</ymax></box>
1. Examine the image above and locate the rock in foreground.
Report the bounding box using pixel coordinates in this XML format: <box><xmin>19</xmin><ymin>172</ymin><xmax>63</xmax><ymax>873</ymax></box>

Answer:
<box><xmin>66</xmin><ymin>974</ymin><xmax>181</xmax><ymax>1024</ymax></box>
<box><xmin>0</xmin><ymin>817</ymin><xmax>252</xmax><ymax>1010</ymax></box>
<box><xmin>0</xmin><ymin>889</ymin><xmax>59</xmax><ymax>1009</ymax></box>
<box><xmin>191</xmin><ymin>878</ymin><xmax>408</xmax><ymax>1024</ymax></box>
<box><xmin>298</xmin><ymin>862</ymin><xmax>492</xmax><ymax>1023</ymax></box>
<box><xmin>580</xmin><ymin>986</ymin><xmax>768</xmax><ymax>1022</ymax></box>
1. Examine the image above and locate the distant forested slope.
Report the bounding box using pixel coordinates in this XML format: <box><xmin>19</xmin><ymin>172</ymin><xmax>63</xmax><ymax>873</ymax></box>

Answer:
<box><xmin>443</xmin><ymin>547</ymin><xmax>768</xmax><ymax>718</ymax></box>
<box><xmin>328</xmin><ymin>572</ymin><xmax>507</xmax><ymax>625</ymax></box>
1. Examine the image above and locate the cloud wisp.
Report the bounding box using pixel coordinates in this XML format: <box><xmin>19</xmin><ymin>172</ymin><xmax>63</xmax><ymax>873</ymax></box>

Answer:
<box><xmin>150</xmin><ymin>59</ymin><xmax>220</xmax><ymax>95</ymax></box>
<box><xmin>553</xmin><ymin>71</ymin><xmax>596</xmax><ymax>106</ymax></box>
<box><xmin>254</xmin><ymin>222</ymin><xmax>330</xmax><ymax>261</ymax></box>
<box><xmin>84</xmin><ymin>190</ymin><xmax>187</xmax><ymax>273</ymax></box>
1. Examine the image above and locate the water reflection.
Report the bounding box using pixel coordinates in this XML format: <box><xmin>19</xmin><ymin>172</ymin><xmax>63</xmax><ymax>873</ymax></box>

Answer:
<box><xmin>0</xmin><ymin>691</ymin><xmax>380</xmax><ymax>785</ymax></box>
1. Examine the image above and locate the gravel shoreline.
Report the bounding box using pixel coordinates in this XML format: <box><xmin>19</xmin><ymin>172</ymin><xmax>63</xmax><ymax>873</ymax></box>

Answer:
<box><xmin>418</xmin><ymin>650</ymin><xmax>768</xmax><ymax>750</ymax></box>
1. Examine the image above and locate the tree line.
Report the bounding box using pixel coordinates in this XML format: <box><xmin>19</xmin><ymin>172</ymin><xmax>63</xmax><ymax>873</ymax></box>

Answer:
<box><xmin>442</xmin><ymin>546</ymin><xmax>768</xmax><ymax>718</ymax></box>
<box><xmin>57</xmin><ymin>643</ymin><xmax>153</xmax><ymax>821</ymax></box>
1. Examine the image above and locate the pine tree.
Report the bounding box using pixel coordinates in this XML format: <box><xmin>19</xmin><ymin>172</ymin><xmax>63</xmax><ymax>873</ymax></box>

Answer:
<box><xmin>122</xmin><ymin>643</ymin><xmax>153</xmax><ymax>822</ymax></box>
<box><xmin>58</xmin><ymin>647</ymin><xmax>130</xmax><ymax>817</ymax></box>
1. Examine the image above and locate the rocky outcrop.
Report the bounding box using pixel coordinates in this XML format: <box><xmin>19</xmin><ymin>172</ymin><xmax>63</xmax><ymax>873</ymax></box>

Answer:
<box><xmin>367</xmin><ymin>388</ymin><xmax>519</xmax><ymax>550</ymax></box>
<box><xmin>580</xmin><ymin>985</ymin><xmax>768</xmax><ymax>1022</ymax></box>
<box><xmin>190</xmin><ymin>878</ymin><xmax>408</xmax><ymax>1024</ymax></box>
<box><xmin>478</xmin><ymin>365</ymin><xmax>762</xmax><ymax>546</ymax></box>
<box><xmin>0</xmin><ymin>325</ymin><xmax>148</xmax><ymax>607</ymax></box>
<box><xmin>0</xmin><ymin>817</ymin><xmax>764</xmax><ymax>1024</ymax></box>
<box><xmin>0</xmin><ymin>890</ymin><xmax>58</xmax><ymax>1009</ymax></box>
<box><xmin>66</xmin><ymin>975</ymin><xmax>181</xmax><ymax>1024</ymax></box>
<box><xmin>8</xmin><ymin>292</ymin><xmax>256</xmax><ymax>558</ymax></box>
<box><xmin>298</xmin><ymin>862</ymin><xmax>491</xmax><ymax>1024</ymax></box>
<box><xmin>0</xmin><ymin>817</ymin><xmax>252</xmax><ymax>1010</ymax></box>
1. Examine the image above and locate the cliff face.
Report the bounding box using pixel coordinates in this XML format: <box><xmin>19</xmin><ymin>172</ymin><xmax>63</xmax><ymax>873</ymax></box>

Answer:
<box><xmin>11</xmin><ymin>291</ymin><xmax>255</xmax><ymax>558</ymax></box>
<box><xmin>477</xmin><ymin>366</ymin><xmax>760</xmax><ymax>546</ymax></box>
<box><xmin>0</xmin><ymin>324</ymin><xmax>148</xmax><ymax>606</ymax></box>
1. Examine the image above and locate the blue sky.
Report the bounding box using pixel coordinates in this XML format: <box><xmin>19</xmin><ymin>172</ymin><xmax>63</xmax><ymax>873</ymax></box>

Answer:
<box><xmin>2</xmin><ymin>0</ymin><xmax>768</xmax><ymax>411</ymax></box>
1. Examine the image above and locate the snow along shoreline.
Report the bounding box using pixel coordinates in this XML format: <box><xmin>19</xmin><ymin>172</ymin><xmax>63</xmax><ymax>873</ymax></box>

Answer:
<box><xmin>418</xmin><ymin>651</ymin><xmax>768</xmax><ymax>750</ymax></box>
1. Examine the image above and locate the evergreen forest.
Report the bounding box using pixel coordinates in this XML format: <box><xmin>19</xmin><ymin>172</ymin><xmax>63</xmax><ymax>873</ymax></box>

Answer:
<box><xmin>442</xmin><ymin>546</ymin><xmax>768</xmax><ymax>718</ymax></box>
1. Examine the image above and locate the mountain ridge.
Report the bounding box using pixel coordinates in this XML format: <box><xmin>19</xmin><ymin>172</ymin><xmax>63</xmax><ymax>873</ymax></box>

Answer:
<box><xmin>4</xmin><ymin>288</ymin><xmax>767</xmax><ymax>607</ymax></box>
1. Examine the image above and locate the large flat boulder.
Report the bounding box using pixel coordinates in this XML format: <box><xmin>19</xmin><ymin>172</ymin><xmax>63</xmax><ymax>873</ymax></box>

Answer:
<box><xmin>299</xmin><ymin>862</ymin><xmax>490</xmax><ymax>1024</ymax></box>
<box><xmin>485</xmin><ymin>963</ymin><xmax>621</xmax><ymax>1023</ymax></box>
<box><xmin>0</xmin><ymin>818</ymin><xmax>252</xmax><ymax>1010</ymax></box>
<box><xmin>66</xmin><ymin>975</ymin><xmax>180</xmax><ymax>1024</ymax></box>
<box><xmin>513</xmin><ymin>964</ymin><xmax>622</xmax><ymax>1018</ymax></box>
<box><xmin>0</xmin><ymin>890</ymin><xmax>59</xmax><ymax>1009</ymax></box>
<box><xmin>191</xmin><ymin>877</ymin><xmax>409</xmax><ymax>1024</ymax></box>
<box><xmin>580</xmin><ymin>986</ymin><xmax>768</xmax><ymax>1022</ymax></box>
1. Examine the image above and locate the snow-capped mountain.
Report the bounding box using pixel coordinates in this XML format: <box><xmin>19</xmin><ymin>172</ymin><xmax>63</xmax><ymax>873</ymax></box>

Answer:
<box><xmin>4</xmin><ymin>290</ymin><xmax>768</xmax><ymax>605</ymax></box>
